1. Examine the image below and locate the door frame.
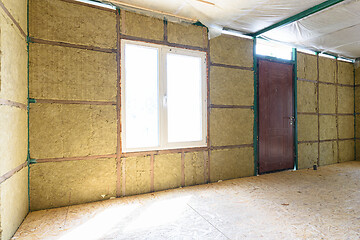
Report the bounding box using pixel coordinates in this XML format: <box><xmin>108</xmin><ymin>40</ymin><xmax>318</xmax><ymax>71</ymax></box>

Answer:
<box><xmin>253</xmin><ymin>38</ymin><xmax>298</xmax><ymax>175</ymax></box>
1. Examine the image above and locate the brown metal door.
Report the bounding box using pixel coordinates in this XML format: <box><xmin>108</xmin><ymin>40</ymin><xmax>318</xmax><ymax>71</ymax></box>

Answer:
<box><xmin>258</xmin><ymin>59</ymin><xmax>294</xmax><ymax>174</ymax></box>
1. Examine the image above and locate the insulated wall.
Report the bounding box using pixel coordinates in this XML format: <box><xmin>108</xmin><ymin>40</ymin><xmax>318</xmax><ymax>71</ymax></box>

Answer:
<box><xmin>0</xmin><ymin>0</ymin><xmax>29</xmax><ymax>239</ymax></box>
<box><xmin>356</xmin><ymin>66</ymin><xmax>360</xmax><ymax>159</ymax></box>
<box><xmin>28</xmin><ymin>0</ymin><xmax>255</xmax><ymax>211</ymax></box>
<box><xmin>297</xmin><ymin>52</ymin><xmax>355</xmax><ymax>169</ymax></box>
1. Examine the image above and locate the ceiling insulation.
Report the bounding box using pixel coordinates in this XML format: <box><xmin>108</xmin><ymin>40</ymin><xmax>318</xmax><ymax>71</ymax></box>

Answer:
<box><xmin>95</xmin><ymin>0</ymin><xmax>359</xmax><ymax>59</ymax></box>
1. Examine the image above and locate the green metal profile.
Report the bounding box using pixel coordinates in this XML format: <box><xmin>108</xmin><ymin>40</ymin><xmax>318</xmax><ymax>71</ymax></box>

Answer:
<box><xmin>253</xmin><ymin>37</ymin><xmax>258</xmax><ymax>176</ymax></box>
<box><xmin>292</xmin><ymin>48</ymin><xmax>298</xmax><ymax>170</ymax></box>
<box><xmin>26</xmin><ymin>0</ymin><xmax>30</xmax><ymax>212</ymax></box>
<box><xmin>354</xmin><ymin>66</ymin><xmax>356</xmax><ymax>161</ymax></box>
<box><xmin>250</xmin><ymin>0</ymin><xmax>344</xmax><ymax>37</ymax></box>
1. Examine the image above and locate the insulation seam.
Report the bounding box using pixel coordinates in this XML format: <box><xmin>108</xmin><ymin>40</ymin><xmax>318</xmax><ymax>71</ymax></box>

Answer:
<box><xmin>210</xmin><ymin>62</ymin><xmax>253</xmax><ymax>71</ymax></box>
<box><xmin>35</xmin><ymin>154</ymin><xmax>117</xmax><ymax>163</ymax></box>
<box><xmin>120</xmin><ymin>34</ymin><xmax>207</xmax><ymax>52</ymax></box>
<box><xmin>30</xmin><ymin>37</ymin><xmax>116</xmax><ymax>53</ymax></box>
<box><xmin>210</xmin><ymin>104</ymin><xmax>253</xmax><ymax>109</ymax></box>
<box><xmin>29</xmin><ymin>99</ymin><xmax>116</xmax><ymax>106</ymax></box>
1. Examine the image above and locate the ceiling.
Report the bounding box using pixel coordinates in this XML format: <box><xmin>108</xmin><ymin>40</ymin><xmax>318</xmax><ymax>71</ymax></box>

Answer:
<box><xmin>99</xmin><ymin>0</ymin><xmax>359</xmax><ymax>59</ymax></box>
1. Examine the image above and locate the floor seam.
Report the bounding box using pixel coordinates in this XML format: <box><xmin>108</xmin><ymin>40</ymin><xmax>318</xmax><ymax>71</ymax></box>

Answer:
<box><xmin>186</xmin><ymin>203</ymin><xmax>231</xmax><ymax>240</ymax></box>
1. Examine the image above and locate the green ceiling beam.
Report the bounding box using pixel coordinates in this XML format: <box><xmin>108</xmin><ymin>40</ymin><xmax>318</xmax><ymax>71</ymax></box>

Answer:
<box><xmin>249</xmin><ymin>0</ymin><xmax>344</xmax><ymax>37</ymax></box>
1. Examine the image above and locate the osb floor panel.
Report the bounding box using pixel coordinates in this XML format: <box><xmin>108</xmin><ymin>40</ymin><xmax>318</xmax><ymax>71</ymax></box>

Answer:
<box><xmin>12</xmin><ymin>161</ymin><xmax>360</xmax><ymax>240</ymax></box>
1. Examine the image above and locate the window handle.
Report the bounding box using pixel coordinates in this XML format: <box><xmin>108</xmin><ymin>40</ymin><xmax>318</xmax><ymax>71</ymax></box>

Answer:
<box><xmin>163</xmin><ymin>95</ymin><xmax>167</xmax><ymax>107</ymax></box>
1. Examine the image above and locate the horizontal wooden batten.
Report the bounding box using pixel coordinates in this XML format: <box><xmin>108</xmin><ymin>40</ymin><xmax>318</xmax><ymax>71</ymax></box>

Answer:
<box><xmin>0</xmin><ymin>98</ymin><xmax>27</xmax><ymax>110</ymax></box>
<box><xmin>299</xmin><ymin>139</ymin><xmax>355</xmax><ymax>144</ymax></box>
<box><xmin>120</xmin><ymin>34</ymin><xmax>208</xmax><ymax>52</ymax></box>
<box><xmin>0</xmin><ymin>0</ymin><xmax>26</xmax><ymax>38</ymax></box>
<box><xmin>31</xmin><ymin>144</ymin><xmax>255</xmax><ymax>164</ymax></box>
<box><xmin>31</xmin><ymin>99</ymin><xmax>117</xmax><ymax>106</ymax></box>
<box><xmin>297</xmin><ymin>112</ymin><xmax>317</xmax><ymax>115</ymax></box>
<box><xmin>210</xmin><ymin>62</ymin><xmax>253</xmax><ymax>71</ymax></box>
<box><xmin>210</xmin><ymin>144</ymin><xmax>253</xmax><ymax>150</ymax></box>
<box><xmin>60</xmin><ymin>0</ymin><xmax>116</xmax><ymax>13</ymax></box>
<box><xmin>297</xmin><ymin>78</ymin><xmax>317</xmax><ymax>84</ymax></box>
<box><xmin>121</xmin><ymin>147</ymin><xmax>208</xmax><ymax>158</ymax></box>
<box><xmin>211</xmin><ymin>104</ymin><xmax>253</xmax><ymax>109</ymax></box>
<box><xmin>30</xmin><ymin>37</ymin><xmax>117</xmax><ymax>53</ymax></box>
<box><xmin>298</xmin><ymin>140</ymin><xmax>318</xmax><ymax>144</ymax></box>
<box><xmin>35</xmin><ymin>154</ymin><xmax>117</xmax><ymax>163</ymax></box>
<box><xmin>298</xmin><ymin>112</ymin><xmax>354</xmax><ymax>116</ymax></box>
<box><xmin>0</xmin><ymin>162</ymin><xmax>27</xmax><ymax>185</ymax></box>
<box><xmin>297</xmin><ymin>78</ymin><xmax>354</xmax><ymax>87</ymax></box>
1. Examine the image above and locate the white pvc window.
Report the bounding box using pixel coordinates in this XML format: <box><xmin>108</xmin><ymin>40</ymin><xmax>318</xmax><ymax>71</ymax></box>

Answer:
<box><xmin>121</xmin><ymin>40</ymin><xmax>207</xmax><ymax>152</ymax></box>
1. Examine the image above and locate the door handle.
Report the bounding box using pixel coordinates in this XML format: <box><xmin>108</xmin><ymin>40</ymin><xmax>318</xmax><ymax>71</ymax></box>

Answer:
<box><xmin>289</xmin><ymin>116</ymin><xmax>295</xmax><ymax>125</ymax></box>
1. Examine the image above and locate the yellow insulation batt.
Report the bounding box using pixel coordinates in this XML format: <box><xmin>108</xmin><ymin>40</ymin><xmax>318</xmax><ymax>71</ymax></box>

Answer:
<box><xmin>29</xmin><ymin>103</ymin><xmax>117</xmax><ymax>159</ymax></box>
<box><xmin>298</xmin><ymin>143</ymin><xmax>318</xmax><ymax>169</ymax></box>
<box><xmin>1</xmin><ymin>168</ymin><xmax>28</xmax><ymax>240</ymax></box>
<box><xmin>2</xmin><ymin>0</ymin><xmax>27</xmax><ymax>33</ymax></box>
<box><xmin>29</xmin><ymin>0</ymin><xmax>117</xmax><ymax>48</ymax></box>
<box><xmin>210</xmin><ymin>108</ymin><xmax>253</xmax><ymax>146</ymax></box>
<box><xmin>0</xmin><ymin>13</ymin><xmax>27</xmax><ymax>104</ymax></box>
<box><xmin>319</xmin><ymin>57</ymin><xmax>336</xmax><ymax>83</ymax></box>
<box><xmin>167</xmin><ymin>22</ymin><xmax>207</xmax><ymax>48</ymax></box>
<box><xmin>297</xmin><ymin>80</ymin><xmax>317</xmax><ymax>113</ymax></box>
<box><xmin>338</xmin><ymin>140</ymin><xmax>355</xmax><ymax>162</ymax></box>
<box><xmin>121</xmin><ymin>11</ymin><xmax>163</xmax><ymax>41</ymax></box>
<box><xmin>30</xmin><ymin>158</ymin><xmax>117</xmax><ymax>211</ymax></box>
<box><xmin>154</xmin><ymin>154</ymin><xmax>181</xmax><ymax>192</ymax></box>
<box><xmin>124</xmin><ymin>156</ymin><xmax>151</xmax><ymax>196</ymax></box>
<box><xmin>318</xmin><ymin>84</ymin><xmax>336</xmax><ymax>114</ymax></box>
<box><xmin>337</xmin><ymin>87</ymin><xmax>354</xmax><ymax>114</ymax></box>
<box><xmin>297</xmin><ymin>115</ymin><xmax>318</xmax><ymax>141</ymax></box>
<box><xmin>210</xmin><ymin>35</ymin><xmax>253</xmax><ymax>68</ymax></box>
<box><xmin>338</xmin><ymin>61</ymin><xmax>354</xmax><ymax>85</ymax></box>
<box><xmin>338</xmin><ymin>115</ymin><xmax>354</xmax><ymax>139</ymax></box>
<box><xmin>29</xmin><ymin>44</ymin><xmax>117</xmax><ymax>101</ymax></box>
<box><xmin>355</xmin><ymin>87</ymin><xmax>360</xmax><ymax>113</ymax></box>
<box><xmin>210</xmin><ymin>66</ymin><xmax>253</xmax><ymax>106</ymax></box>
<box><xmin>184</xmin><ymin>151</ymin><xmax>206</xmax><ymax>186</ymax></box>
<box><xmin>0</xmin><ymin>106</ymin><xmax>27</xmax><ymax>176</ymax></box>
<box><xmin>297</xmin><ymin>53</ymin><xmax>317</xmax><ymax>81</ymax></box>
<box><xmin>210</xmin><ymin>147</ymin><xmax>253</xmax><ymax>182</ymax></box>
<box><xmin>319</xmin><ymin>115</ymin><xmax>337</xmax><ymax>140</ymax></box>
<box><xmin>319</xmin><ymin>141</ymin><xmax>338</xmax><ymax>166</ymax></box>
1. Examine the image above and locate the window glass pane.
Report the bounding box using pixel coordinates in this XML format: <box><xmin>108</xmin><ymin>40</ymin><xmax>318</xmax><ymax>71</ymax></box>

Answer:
<box><xmin>124</xmin><ymin>44</ymin><xmax>159</xmax><ymax>149</ymax></box>
<box><xmin>167</xmin><ymin>53</ymin><xmax>203</xmax><ymax>143</ymax></box>
<box><xmin>256</xmin><ymin>39</ymin><xmax>292</xmax><ymax>60</ymax></box>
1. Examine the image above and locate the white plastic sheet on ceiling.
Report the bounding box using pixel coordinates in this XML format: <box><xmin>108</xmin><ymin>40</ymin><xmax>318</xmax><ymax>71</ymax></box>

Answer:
<box><xmin>99</xmin><ymin>0</ymin><xmax>359</xmax><ymax>59</ymax></box>
<box><xmin>263</xmin><ymin>0</ymin><xmax>360</xmax><ymax>59</ymax></box>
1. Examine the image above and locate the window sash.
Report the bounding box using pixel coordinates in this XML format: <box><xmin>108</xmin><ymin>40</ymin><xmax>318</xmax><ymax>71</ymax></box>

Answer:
<box><xmin>121</xmin><ymin>40</ymin><xmax>207</xmax><ymax>153</ymax></box>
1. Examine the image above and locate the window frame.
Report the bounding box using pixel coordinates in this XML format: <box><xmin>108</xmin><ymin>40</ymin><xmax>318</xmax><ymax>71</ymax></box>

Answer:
<box><xmin>121</xmin><ymin>39</ymin><xmax>208</xmax><ymax>153</ymax></box>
